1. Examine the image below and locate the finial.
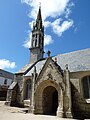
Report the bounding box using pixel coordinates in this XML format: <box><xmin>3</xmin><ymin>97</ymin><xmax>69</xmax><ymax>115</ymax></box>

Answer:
<box><xmin>54</xmin><ymin>57</ymin><xmax>57</xmax><ymax>63</ymax></box>
<box><xmin>39</xmin><ymin>2</ymin><xmax>41</xmax><ymax>8</ymax></box>
<box><xmin>65</xmin><ymin>64</ymin><xmax>68</xmax><ymax>70</ymax></box>
<box><xmin>47</xmin><ymin>50</ymin><xmax>51</xmax><ymax>57</ymax></box>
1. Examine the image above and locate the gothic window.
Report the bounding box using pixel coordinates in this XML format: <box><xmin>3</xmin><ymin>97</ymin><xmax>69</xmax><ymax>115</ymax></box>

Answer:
<box><xmin>33</xmin><ymin>34</ymin><xmax>37</xmax><ymax>47</ymax></box>
<box><xmin>35</xmin><ymin>34</ymin><xmax>37</xmax><ymax>47</ymax></box>
<box><xmin>37</xmin><ymin>34</ymin><xmax>39</xmax><ymax>47</ymax></box>
<box><xmin>82</xmin><ymin>76</ymin><xmax>90</xmax><ymax>99</ymax></box>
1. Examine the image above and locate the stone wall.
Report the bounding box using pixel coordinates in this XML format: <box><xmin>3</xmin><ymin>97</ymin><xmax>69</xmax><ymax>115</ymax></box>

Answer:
<box><xmin>15</xmin><ymin>74</ymin><xmax>24</xmax><ymax>107</ymax></box>
<box><xmin>70</xmin><ymin>71</ymin><xmax>90</xmax><ymax>119</ymax></box>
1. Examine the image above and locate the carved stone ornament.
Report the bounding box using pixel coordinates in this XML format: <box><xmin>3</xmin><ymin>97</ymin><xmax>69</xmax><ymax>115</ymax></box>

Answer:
<box><xmin>47</xmin><ymin>73</ymin><xmax>53</xmax><ymax>80</ymax></box>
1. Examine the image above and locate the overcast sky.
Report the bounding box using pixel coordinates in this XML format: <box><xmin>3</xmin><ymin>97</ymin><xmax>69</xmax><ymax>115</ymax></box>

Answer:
<box><xmin>0</xmin><ymin>0</ymin><xmax>90</xmax><ymax>73</ymax></box>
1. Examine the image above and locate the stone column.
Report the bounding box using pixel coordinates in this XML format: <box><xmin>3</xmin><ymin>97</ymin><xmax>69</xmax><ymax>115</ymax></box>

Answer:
<box><xmin>30</xmin><ymin>66</ymin><xmax>36</xmax><ymax>113</ymax></box>
<box><xmin>65</xmin><ymin>64</ymin><xmax>73</xmax><ymax>118</ymax></box>
<box><xmin>57</xmin><ymin>88</ymin><xmax>64</xmax><ymax>118</ymax></box>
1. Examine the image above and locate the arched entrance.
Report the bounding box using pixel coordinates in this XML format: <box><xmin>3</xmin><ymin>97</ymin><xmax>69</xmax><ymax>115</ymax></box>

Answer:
<box><xmin>42</xmin><ymin>86</ymin><xmax>58</xmax><ymax>115</ymax></box>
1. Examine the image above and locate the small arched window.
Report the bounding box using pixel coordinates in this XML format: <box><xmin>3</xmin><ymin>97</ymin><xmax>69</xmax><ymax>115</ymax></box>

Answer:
<box><xmin>82</xmin><ymin>76</ymin><xmax>90</xmax><ymax>99</ymax></box>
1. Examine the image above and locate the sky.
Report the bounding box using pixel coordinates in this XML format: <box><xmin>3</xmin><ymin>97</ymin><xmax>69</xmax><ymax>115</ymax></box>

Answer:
<box><xmin>0</xmin><ymin>0</ymin><xmax>90</xmax><ymax>73</ymax></box>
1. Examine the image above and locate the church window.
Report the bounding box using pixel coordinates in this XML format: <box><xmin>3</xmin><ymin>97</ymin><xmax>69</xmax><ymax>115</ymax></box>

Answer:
<box><xmin>82</xmin><ymin>76</ymin><xmax>90</xmax><ymax>99</ymax></box>
<box><xmin>33</xmin><ymin>34</ymin><xmax>37</xmax><ymax>47</ymax></box>
<box><xmin>35</xmin><ymin>34</ymin><xmax>37</xmax><ymax>47</ymax></box>
<box><xmin>4</xmin><ymin>79</ymin><xmax>7</xmax><ymax>85</ymax></box>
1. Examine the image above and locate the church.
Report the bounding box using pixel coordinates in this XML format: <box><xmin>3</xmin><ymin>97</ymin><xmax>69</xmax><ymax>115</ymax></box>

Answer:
<box><xmin>6</xmin><ymin>6</ymin><xmax>90</xmax><ymax>119</ymax></box>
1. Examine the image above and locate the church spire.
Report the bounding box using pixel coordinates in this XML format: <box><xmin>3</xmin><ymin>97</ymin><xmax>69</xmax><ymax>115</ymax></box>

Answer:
<box><xmin>29</xmin><ymin>5</ymin><xmax>44</xmax><ymax>64</ymax></box>
<box><xmin>36</xmin><ymin>4</ymin><xmax>42</xmax><ymax>21</ymax></box>
<box><xmin>35</xmin><ymin>4</ymin><xmax>43</xmax><ymax>31</ymax></box>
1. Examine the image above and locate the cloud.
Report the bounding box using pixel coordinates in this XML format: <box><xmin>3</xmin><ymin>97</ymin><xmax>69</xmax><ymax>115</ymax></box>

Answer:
<box><xmin>44</xmin><ymin>21</ymin><xmax>51</xmax><ymax>28</ymax></box>
<box><xmin>43</xmin><ymin>19</ymin><xmax>73</xmax><ymax>36</ymax></box>
<box><xmin>21</xmin><ymin>0</ymin><xmax>71</xmax><ymax>20</ymax></box>
<box><xmin>0</xmin><ymin>59</ymin><xmax>16</xmax><ymax>69</ymax></box>
<box><xmin>44</xmin><ymin>34</ymin><xmax>53</xmax><ymax>46</ymax></box>
<box><xmin>51</xmin><ymin>18</ymin><xmax>73</xmax><ymax>36</ymax></box>
<box><xmin>23</xmin><ymin>31</ymin><xmax>32</xmax><ymax>48</ymax></box>
<box><xmin>21</xmin><ymin>0</ymin><xmax>74</xmax><ymax>48</ymax></box>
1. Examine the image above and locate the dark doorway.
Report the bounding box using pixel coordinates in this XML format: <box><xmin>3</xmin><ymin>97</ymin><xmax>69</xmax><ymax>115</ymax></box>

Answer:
<box><xmin>42</xmin><ymin>86</ymin><xmax>58</xmax><ymax>115</ymax></box>
<box><xmin>0</xmin><ymin>91</ymin><xmax>7</xmax><ymax>101</ymax></box>
<box><xmin>52</xmin><ymin>90</ymin><xmax>58</xmax><ymax>115</ymax></box>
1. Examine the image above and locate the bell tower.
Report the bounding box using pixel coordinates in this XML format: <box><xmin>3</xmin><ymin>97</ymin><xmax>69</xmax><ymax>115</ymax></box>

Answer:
<box><xmin>29</xmin><ymin>5</ymin><xmax>44</xmax><ymax>64</ymax></box>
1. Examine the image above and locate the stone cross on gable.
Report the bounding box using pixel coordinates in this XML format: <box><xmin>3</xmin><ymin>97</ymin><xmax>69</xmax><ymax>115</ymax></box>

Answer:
<box><xmin>47</xmin><ymin>50</ymin><xmax>51</xmax><ymax>57</ymax></box>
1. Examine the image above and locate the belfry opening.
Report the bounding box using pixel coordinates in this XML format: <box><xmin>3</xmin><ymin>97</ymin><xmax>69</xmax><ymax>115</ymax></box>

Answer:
<box><xmin>42</xmin><ymin>86</ymin><xmax>58</xmax><ymax>115</ymax></box>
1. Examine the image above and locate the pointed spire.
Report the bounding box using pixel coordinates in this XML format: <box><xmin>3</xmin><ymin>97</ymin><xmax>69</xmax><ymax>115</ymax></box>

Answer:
<box><xmin>37</xmin><ymin>3</ymin><xmax>42</xmax><ymax>21</ymax></box>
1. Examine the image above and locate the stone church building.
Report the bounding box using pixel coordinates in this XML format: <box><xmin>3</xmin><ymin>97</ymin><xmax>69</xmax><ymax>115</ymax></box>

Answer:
<box><xmin>6</xmin><ymin>6</ymin><xmax>90</xmax><ymax>119</ymax></box>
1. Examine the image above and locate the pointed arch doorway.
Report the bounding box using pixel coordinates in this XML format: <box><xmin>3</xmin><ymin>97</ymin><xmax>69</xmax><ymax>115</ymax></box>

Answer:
<box><xmin>42</xmin><ymin>86</ymin><xmax>58</xmax><ymax>115</ymax></box>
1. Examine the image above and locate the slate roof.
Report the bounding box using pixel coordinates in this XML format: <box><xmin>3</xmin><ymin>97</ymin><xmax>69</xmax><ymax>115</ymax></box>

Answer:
<box><xmin>16</xmin><ymin>59</ymin><xmax>46</xmax><ymax>75</ymax></box>
<box><xmin>25</xmin><ymin>60</ymin><xmax>46</xmax><ymax>76</ymax></box>
<box><xmin>0</xmin><ymin>69</ymin><xmax>14</xmax><ymax>79</ymax></box>
<box><xmin>55</xmin><ymin>48</ymin><xmax>90</xmax><ymax>72</ymax></box>
<box><xmin>17</xmin><ymin>63</ymin><xmax>32</xmax><ymax>74</ymax></box>
<box><xmin>17</xmin><ymin>48</ymin><xmax>90</xmax><ymax>75</ymax></box>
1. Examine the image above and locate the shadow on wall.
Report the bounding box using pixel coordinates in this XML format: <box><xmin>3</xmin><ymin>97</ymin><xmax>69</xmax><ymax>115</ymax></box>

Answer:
<box><xmin>71</xmin><ymin>83</ymin><xmax>90</xmax><ymax>119</ymax></box>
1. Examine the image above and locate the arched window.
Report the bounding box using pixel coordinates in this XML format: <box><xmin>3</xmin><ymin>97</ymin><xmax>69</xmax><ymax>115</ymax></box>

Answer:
<box><xmin>82</xmin><ymin>76</ymin><xmax>90</xmax><ymax>99</ymax></box>
<box><xmin>32</xmin><ymin>34</ymin><xmax>37</xmax><ymax>47</ymax></box>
